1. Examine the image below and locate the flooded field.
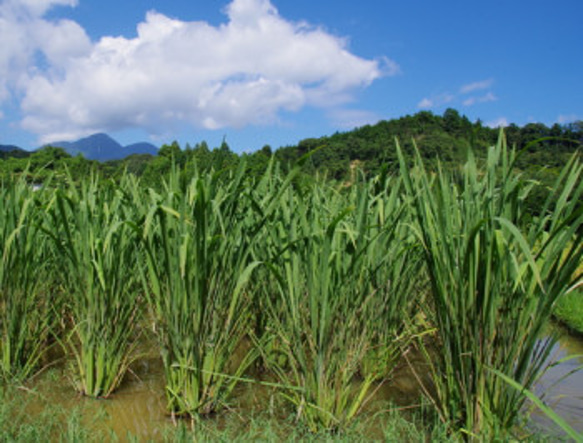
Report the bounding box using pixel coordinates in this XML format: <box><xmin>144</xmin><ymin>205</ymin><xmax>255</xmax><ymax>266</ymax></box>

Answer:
<box><xmin>6</xmin><ymin>327</ymin><xmax>579</xmax><ymax>441</ymax></box>
<box><xmin>15</xmin><ymin>344</ymin><xmax>432</xmax><ymax>441</ymax></box>
<box><xmin>532</xmin><ymin>325</ymin><xmax>583</xmax><ymax>435</ymax></box>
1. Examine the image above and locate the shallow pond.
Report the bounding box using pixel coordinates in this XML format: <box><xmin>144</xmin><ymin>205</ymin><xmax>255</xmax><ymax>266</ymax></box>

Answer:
<box><xmin>22</xmin><ymin>346</ymin><xmax>433</xmax><ymax>441</ymax></box>
<box><xmin>12</xmin><ymin>326</ymin><xmax>583</xmax><ymax>441</ymax></box>
<box><xmin>532</xmin><ymin>325</ymin><xmax>583</xmax><ymax>435</ymax></box>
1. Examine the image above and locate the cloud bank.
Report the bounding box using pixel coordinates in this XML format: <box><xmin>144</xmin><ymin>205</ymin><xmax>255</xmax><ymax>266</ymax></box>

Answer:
<box><xmin>0</xmin><ymin>0</ymin><xmax>390</xmax><ymax>142</ymax></box>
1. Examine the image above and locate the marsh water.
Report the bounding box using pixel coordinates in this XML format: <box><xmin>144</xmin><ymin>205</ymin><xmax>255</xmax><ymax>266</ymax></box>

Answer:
<box><xmin>532</xmin><ymin>325</ymin><xmax>583</xmax><ymax>436</ymax></box>
<box><xmin>16</xmin><ymin>326</ymin><xmax>583</xmax><ymax>441</ymax></box>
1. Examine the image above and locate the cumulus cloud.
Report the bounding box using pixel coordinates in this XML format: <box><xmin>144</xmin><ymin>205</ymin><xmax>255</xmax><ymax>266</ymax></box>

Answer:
<box><xmin>0</xmin><ymin>0</ymin><xmax>89</xmax><ymax>105</ymax></box>
<box><xmin>417</xmin><ymin>98</ymin><xmax>433</xmax><ymax>109</ymax></box>
<box><xmin>7</xmin><ymin>0</ymin><xmax>77</xmax><ymax>17</ymax></box>
<box><xmin>2</xmin><ymin>0</ymin><xmax>390</xmax><ymax>142</ymax></box>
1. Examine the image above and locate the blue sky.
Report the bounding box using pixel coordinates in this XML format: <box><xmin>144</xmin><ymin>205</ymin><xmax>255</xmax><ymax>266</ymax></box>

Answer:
<box><xmin>1</xmin><ymin>0</ymin><xmax>582</xmax><ymax>152</ymax></box>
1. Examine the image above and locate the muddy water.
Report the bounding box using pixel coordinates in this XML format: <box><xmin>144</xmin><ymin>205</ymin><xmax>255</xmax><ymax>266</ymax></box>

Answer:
<box><xmin>24</xmin><ymin>350</ymin><xmax>430</xmax><ymax>441</ymax></box>
<box><xmin>18</xmin><ymin>328</ymin><xmax>583</xmax><ymax>441</ymax></box>
<box><xmin>27</xmin><ymin>356</ymin><xmax>168</xmax><ymax>441</ymax></box>
<box><xmin>532</xmin><ymin>325</ymin><xmax>583</xmax><ymax>435</ymax></box>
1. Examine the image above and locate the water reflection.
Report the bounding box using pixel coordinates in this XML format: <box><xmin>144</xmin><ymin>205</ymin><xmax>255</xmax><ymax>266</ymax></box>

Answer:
<box><xmin>21</xmin><ymin>326</ymin><xmax>583</xmax><ymax>440</ymax></box>
<box><xmin>533</xmin><ymin>325</ymin><xmax>583</xmax><ymax>435</ymax></box>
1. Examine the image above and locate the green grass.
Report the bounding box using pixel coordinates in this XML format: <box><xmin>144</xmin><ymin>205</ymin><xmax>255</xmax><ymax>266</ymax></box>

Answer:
<box><xmin>0</xmin><ymin>381</ymin><xmax>454</xmax><ymax>443</ymax></box>
<box><xmin>163</xmin><ymin>409</ymin><xmax>454</xmax><ymax>443</ymax></box>
<box><xmin>0</xmin><ymin>386</ymin><xmax>111</xmax><ymax>443</ymax></box>
<box><xmin>258</xmin><ymin>172</ymin><xmax>423</xmax><ymax>433</ymax></box>
<box><xmin>554</xmin><ymin>290</ymin><xmax>583</xmax><ymax>334</ymax></box>
<box><xmin>0</xmin><ymin>369</ymin><xmax>568</xmax><ymax>442</ymax></box>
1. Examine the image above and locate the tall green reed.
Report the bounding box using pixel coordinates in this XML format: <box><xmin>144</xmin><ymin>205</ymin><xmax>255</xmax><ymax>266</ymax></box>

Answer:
<box><xmin>358</xmin><ymin>171</ymin><xmax>427</xmax><ymax>380</ymax></box>
<box><xmin>261</xmin><ymin>172</ymin><xmax>420</xmax><ymax>432</ymax></box>
<box><xmin>397</xmin><ymin>135</ymin><xmax>583</xmax><ymax>438</ymax></box>
<box><xmin>141</xmin><ymin>164</ymin><xmax>261</xmax><ymax>417</ymax></box>
<box><xmin>0</xmin><ymin>177</ymin><xmax>51</xmax><ymax>381</ymax></box>
<box><xmin>46</xmin><ymin>175</ymin><xmax>141</xmax><ymax>397</ymax></box>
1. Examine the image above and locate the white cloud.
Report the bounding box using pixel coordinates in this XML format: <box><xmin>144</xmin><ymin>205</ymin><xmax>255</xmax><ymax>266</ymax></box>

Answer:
<box><xmin>328</xmin><ymin>108</ymin><xmax>380</xmax><ymax>129</ymax></box>
<box><xmin>34</xmin><ymin>18</ymin><xmax>90</xmax><ymax>67</ymax></box>
<box><xmin>485</xmin><ymin>117</ymin><xmax>508</xmax><ymax>128</ymax></box>
<box><xmin>378</xmin><ymin>56</ymin><xmax>401</xmax><ymax>77</ymax></box>
<box><xmin>8</xmin><ymin>0</ymin><xmax>77</xmax><ymax>17</ymax></box>
<box><xmin>463</xmin><ymin>92</ymin><xmax>497</xmax><ymax>107</ymax></box>
<box><xmin>419</xmin><ymin>78</ymin><xmax>497</xmax><ymax>110</ymax></box>
<box><xmin>0</xmin><ymin>0</ymin><xmax>88</xmax><ymax>106</ymax></box>
<box><xmin>417</xmin><ymin>98</ymin><xmax>433</xmax><ymax>109</ymax></box>
<box><xmin>417</xmin><ymin>93</ymin><xmax>453</xmax><ymax>109</ymax></box>
<box><xmin>460</xmin><ymin>78</ymin><xmax>493</xmax><ymax>94</ymax></box>
<box><xmin>3</xmin><ymin>0</ymin><xmax>390</xmax><ymax>142</ymax></box>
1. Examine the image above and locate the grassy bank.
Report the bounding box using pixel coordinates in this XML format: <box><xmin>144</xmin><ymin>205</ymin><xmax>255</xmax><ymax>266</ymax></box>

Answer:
<box><xmin>553</xmin><ymin>258</ymin><xmax>583</xmax><ymax>334</ymax></box>
<box><xmin>554</xmin><ymin>290</ymin><xmax>583</xmax><ymax>334</ymax></box>
<box><xmin>0</xmin><ymin>379</ymin><xmax>454</xmax><ymax>442</ymax></box>
<box><xmin>0</xmin><ymin>360</ymin><xmax>574</xmax><ymax>442</ymax></box>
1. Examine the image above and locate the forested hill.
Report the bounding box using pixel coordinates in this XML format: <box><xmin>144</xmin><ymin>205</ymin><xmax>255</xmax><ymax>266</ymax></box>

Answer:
<box><xmin>274</xmin><ymin>109</ymin><xmax>583</xmax><ymax>180</ymax></box>
<box><xmin>0</xmin><ymin>109</ymin><xmax>581</xmax><ymax>186</ymax></box>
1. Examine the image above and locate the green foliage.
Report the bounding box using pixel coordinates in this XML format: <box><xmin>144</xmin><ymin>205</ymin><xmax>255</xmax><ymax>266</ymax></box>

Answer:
<box><xmin>256</xmin><ymin>169</ymin><xmax>422</xmax><ymax>432</ymax></box>
<box><xmin>141</xmin><ymin>162</ymin><xmax>261</xmax><ymax>417</ymax></box>
<box><xmin>45</xmin><ymin>175</ymin><xmax>141</xmax><ymax>398</ymax></box>
<box><xmin>275</xmin><ymin>110</ymin><xmax>581</xmax><ymax>182</ymax></box>
<box><xmin>554</xmin><ymin>290</ymin><xmax>583</xmax><ymax>334</ymax></box>
<box><xmin>0</xmin><ymin>176</ymin><xmax>51</xmax><ymax>381</ymax></box>
<box><xmin>2</xmin><ymin>110</ymin><xmax>580</xmax><ymax>191</ymax></box>
<box><xmin>397</xmin><ymin>135</ymin><xmax>583</xmax><ymax>438</ymax></box>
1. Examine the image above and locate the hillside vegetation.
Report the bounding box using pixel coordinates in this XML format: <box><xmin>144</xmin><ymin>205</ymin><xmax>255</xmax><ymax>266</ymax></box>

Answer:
<box><xmin>1</xmin><ymin>109</ymin><xmax>581</xmax><ymax>185</ymax></box>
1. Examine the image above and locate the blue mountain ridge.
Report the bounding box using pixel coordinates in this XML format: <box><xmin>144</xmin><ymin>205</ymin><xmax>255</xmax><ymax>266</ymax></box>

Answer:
<box><xmin>0</xmin><ymin>144</ymin><xmax>24</xmax><ymax>152</ymax></box>
<box><xmin>44</xmin><ymin>133</ymin><xmax>158</xmax><ymax>161</ymax></box>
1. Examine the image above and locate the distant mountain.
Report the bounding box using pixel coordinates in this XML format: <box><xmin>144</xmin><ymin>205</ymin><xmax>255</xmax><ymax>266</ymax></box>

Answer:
<box><xmin>0</xmin><ymin>144</ymin><xmax>24</xmax><ymax>152</ymax></box>
<box><xmin>0</xmin><ymin>144</ymin><xmax>29</xmax><ymax>159</ymax></box>
<box><xmin>46</xmin><ymin>133</ymin><xmax>158</xmax><ymax>161</ymax></box>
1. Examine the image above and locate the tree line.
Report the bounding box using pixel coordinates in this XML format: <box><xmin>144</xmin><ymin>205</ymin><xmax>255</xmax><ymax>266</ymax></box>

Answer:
<box><xmin>1</xmin><ymin>108</ymin><xmax>581</xmax><ymax>191</ymax></box>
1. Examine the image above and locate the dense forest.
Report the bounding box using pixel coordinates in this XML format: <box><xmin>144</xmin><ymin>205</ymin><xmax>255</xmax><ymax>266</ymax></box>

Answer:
<box><xmin>1</xmin><ymin>108</ymin><xmax>581</xmax><ymax>189</ymax></box>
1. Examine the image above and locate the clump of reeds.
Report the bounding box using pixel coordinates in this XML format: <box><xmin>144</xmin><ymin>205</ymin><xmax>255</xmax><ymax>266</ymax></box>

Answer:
<box><xmin>397</xmin><ymin>134</ymin><xmax>583</xmax><ymax>438</ymax></box>
<box><xmin>46</xmin><ymin>175</ymin><xmax>141</xmax><ymax>397</ymax></box>
<box><xmin>141</xmin><ymin>164</ymin><xmax>261</xmax><ymax>417</ymax></box>
<box><xmin>0</xmin><ymin>177</ymin><xmax>51</xmax><ymax>381</ymax></box>
<box><xmin>259</xmin><ymin>170</ymin><xmax>421</xmax><ymax>433</ymax></box>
